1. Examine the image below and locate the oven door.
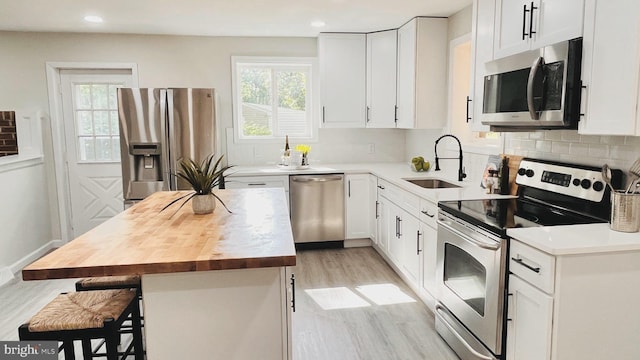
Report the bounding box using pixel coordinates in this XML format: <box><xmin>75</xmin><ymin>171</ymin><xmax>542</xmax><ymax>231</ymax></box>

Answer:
<box><xmin>436</xmin><ymin>212</ymin><xmax>507</xmax><ymax>356</ymax></box>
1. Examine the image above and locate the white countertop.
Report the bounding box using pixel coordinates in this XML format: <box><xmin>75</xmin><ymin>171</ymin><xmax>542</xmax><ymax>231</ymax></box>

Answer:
<box><xmin>229</xmin><ymin>162</ymin><xmax>512</xmax><ymax>203</ymax></box>
<box><xmin>507</xmin><ymin>223</ymin><xmax>640</xmax><ymax>256</ymax></box>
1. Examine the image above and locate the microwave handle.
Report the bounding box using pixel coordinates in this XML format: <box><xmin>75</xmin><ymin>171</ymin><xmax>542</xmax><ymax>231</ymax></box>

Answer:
<box><xmin>527</xmin><ymin>56</ymin><xmax>545</xmax><ymax>120</ymax></box>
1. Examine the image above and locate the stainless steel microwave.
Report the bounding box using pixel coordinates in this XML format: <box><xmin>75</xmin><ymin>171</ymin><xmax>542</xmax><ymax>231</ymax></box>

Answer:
<box><xmin>481</xmin><ymin>38</ymin><xmax>582</xmax><ymax>131</ymax></box>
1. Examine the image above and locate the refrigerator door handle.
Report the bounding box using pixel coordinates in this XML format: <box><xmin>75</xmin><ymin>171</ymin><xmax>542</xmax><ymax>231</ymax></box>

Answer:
<box><xmin>158</xmin><ymin>89</ymin><xmax>172</xmax><ymax>191</ymax></box>
<box><xmin>165</xmin><ymin>89</ymin><xmax>178</xmax><ymax>190</ymax></box>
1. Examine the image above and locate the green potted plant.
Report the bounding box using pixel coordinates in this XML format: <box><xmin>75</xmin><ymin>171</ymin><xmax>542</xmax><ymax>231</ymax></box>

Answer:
<box><xmin>161</xmin><ymin>154</ymin><xmax>233</xmax><ymax>215</ymax></box>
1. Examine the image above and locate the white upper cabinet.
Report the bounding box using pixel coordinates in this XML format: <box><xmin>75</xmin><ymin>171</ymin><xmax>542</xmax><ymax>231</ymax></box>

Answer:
<box><xmin>469</xmin><ymin>0</ymin><xmax>495</xmax><ymax>132</ymax></box>
<box><xmin>318</xmin><ymin>33</ymin><xmax>367</xmax><ymax>128</ymax></box>
<box><xmin>493</xmin><ymin>0</ymin><xmax>584</xmax><ymax>59</ymax></box>
<box><xmin>366</xmin><ymin>30</ymin><xmax>398</xmax><ymax>128</ymax></box>
<box><xmin>578</xmin><ymin>0</ymin><xmax>640</xmax><ymax>136</ymax></box>
<box><xmin>396</xmin><ymin>17</ymin><xmax>448</xmax><ymax>129</ymax></box>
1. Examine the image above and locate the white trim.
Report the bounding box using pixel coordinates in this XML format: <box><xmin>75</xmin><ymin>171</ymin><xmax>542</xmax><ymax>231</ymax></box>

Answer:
<box><xmin>0</xmin><ymin>156</ymin><xmax>44</xmax><ymax>173</ymax></box>
<box><xmin>46</xmin><ymin>62</ymin><xmax>138</xmax><ymax>243</ymax></box>
<box><xmin>0</xmin><ymin>239</ymin><xmax>64</xmax><ymax>287</ymax></box>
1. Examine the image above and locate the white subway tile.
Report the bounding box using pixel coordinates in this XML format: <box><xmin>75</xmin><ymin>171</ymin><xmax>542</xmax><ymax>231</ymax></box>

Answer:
<box><xmin>535</xmin><ymin>140</ymin><xmax>552</xmax><ymax>152</ymax></box>
<box><xmin>520</xmin><ymin>139</ymin><xmax>536</xmax><ymax>150</ymax></box>
<box><xmin>600</xmin><ymin>136</ymin><xmax>625</xmax><ymax>145</ymax></box>
<box><xmin>580</xmin><ymin>134</ymin><xmax>601</xmax><ymax>144</ymax></box>
<box><xmin>569</xmin><ymin>143</ymin><xmax>589</xmax><ymax>156</ymax></box>
<box><xmin>561</xmin><ymin>130</ymin><xmax>581</xmax><ymax>142</ymax></box>
<box><xmin>610</xmin><ymin>145</ymin><xmax>637</xmax><ymax>160</ymax></box>
<box><xmin>544</xmin><ymin>131</ymin><xmax>563</xmax><ymax>141</ymax></box>
<box><xmin>588</xmin><ymin>144</ymin><xmax>609</xmax><ymax>158</ymax></box>
<box><xmin>529</xmin><ymin>131</ymin><xmax>545</xmax><ymax>140</ymax></box>
<box><xmin>551</xmin><ymin>141</ymin><xmax>570</xmax><ymax>154</ymax></box>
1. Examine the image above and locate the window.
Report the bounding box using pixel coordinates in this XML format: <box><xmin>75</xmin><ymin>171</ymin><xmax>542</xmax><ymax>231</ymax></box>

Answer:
<box><xmin>232</xmin><ymin>57</ymin><xmax>316</xmax><ymax>141</ymax></box>
<box><xmin>73</xmin><ymin>83</ymin><xmax>123</xmax><ymax>161</ymax></box>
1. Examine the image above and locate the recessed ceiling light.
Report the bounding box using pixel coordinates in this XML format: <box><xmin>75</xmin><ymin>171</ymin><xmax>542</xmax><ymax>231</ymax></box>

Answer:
<box><xmin>84</xmin><ymin>15</ymin><xmax>104</xmax><ymax>23</ymax></box>
<box><xmin>311</xmin><ymin>21</ymin><xmax>326</xmax><ymax>28</ymax></box>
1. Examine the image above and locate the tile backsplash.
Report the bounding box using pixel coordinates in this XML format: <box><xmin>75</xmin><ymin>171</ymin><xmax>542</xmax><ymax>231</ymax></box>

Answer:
<box><xmin>505</xmin><ymin>130</ymin><xmax>640</xmax><ymax>183</ymax></box>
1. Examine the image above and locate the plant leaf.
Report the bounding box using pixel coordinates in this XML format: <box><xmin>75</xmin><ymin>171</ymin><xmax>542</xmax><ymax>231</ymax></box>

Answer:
<box><xmin>211</xmin><ymin>192</ymin><xmax>233</xmax><ymax>214</ymax></box>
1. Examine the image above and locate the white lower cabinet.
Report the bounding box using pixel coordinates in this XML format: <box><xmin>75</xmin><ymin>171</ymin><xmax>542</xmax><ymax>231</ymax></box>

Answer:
<box><xmin>420</xmin><ymin>223</ymin><xmax>438</xmax><ymax>299</ymax></box>
<box><xmin>507</xmin><ymin>238</ymin><xmax>640</xmax><ymax>359</ymax></box>
<box><xmin>369</xmin><ymin>175</ymin><xmax>379</xmax><ymax>243</ymax></box>
<box><xmin>345</xmin><ymin>174</ymin><xmax>371</xmax><ymax>239</ymax></box>
<box><xmin>506</xmin><ymin>275</ymin><xmax>553</xmax><ymax>360</ymax></box>
<box><xmin>400</xmin><ymin>211</ymin><xmax>421</xmax><ymax>285</ymax></box>
<box><xmin>377</xmin><ymin>196</ymin><xmax>391</xmax><ymax>254</ymax></box>
<box><xmin>386</xmin><ymin>201</ymin><xmax>404</xmax><ymax>264</ymax></box>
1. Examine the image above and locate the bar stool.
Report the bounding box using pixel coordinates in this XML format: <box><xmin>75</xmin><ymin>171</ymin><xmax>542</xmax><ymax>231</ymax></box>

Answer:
<box><xmin>18</xmin><ymin>289</ymin><xmax>144</xmax><ymax>360</ymax></box>
<box><xmin>75</xmin><ymin>275</ymin><xmax>141</xmax><ymax>292</ymax></box>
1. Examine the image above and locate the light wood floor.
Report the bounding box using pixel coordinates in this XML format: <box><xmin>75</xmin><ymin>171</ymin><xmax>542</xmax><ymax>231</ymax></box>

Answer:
<box><xmin>292</xmin><ymin>247</ymin><xmax>458</xmax><ymax>360</ymax></box>
<box><xmin>0</xmin><ymin>247</ymin><xmax>458</xmax><ymax>359</ymax></box>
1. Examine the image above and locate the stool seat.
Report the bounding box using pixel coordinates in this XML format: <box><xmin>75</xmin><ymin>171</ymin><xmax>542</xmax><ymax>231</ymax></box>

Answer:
<box><xmin>28</xmin><ymin>290</ymin><xmax>136</xmax><ymax>332</ymax></box>
<box><xmin>76</xmin><ymin>276</ymin><xmax>141</xmax><ymax>291</ymax></box>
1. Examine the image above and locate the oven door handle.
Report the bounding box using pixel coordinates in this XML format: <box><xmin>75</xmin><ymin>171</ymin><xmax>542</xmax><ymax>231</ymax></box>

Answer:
<box><xmin>437</xmin><ymin>219</ymin><xmax>501</xmax><ymax>251</ymax></box>
<box><xmin>435</xmin><ymin>304</ymin><xmax>495</xmax><ymax>360</ymax></box>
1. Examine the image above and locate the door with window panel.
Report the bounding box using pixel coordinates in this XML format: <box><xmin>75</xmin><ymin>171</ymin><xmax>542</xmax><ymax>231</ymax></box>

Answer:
<box><xmin>60</xmin><ymin>70</ymin><xmax>133</xmax><ymax>237</ymax></box>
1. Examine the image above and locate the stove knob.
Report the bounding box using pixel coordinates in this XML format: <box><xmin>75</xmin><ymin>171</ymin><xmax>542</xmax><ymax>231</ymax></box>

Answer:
<box><xmin>517</xmin><ymin>168</ymin><xmax>526</xmax><ymax>176</ymax></box>
<box><xmin>573</xmin><ymin>178</ymin><xmax>581</xmax><ymax>186</ymax></box>
<box><xmin>525</xmin><ymin>169</ymin><xmax>535</xmax><ymax>177</ymax></box>
<box><xmin>581</xmin><ymin>179</ymin><xmax>592</xmax><ymax>189</ymax></box>
<box><xmin>593</xmin><ymin>181</ymin><xmax>604</xmax><ymax>192</ymax></box>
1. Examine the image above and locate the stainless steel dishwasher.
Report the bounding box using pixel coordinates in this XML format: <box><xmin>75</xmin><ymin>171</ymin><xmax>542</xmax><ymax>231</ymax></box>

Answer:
<box><xmin>289</xmin><ymin>174</ymin><xmax>345</xmax><ymax>244</ymax></box>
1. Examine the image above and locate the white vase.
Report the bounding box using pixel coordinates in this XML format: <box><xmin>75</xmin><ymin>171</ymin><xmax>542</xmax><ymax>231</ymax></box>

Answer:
<box><xmin>192</xmin><ymin>194</ymin><xmax>216</xmax><ymax>214</ymax></box>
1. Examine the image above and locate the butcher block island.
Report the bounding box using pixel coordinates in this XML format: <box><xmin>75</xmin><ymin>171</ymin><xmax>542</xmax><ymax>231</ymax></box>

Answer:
<box><xmin>23</xmin><ymin>188</ymin><xmax>297</xmax><ymax>360</ymax></box>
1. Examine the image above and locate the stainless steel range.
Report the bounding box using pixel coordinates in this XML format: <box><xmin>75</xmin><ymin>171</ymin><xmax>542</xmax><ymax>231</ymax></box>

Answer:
<box><xmin>434</xmin><ymin>158</ymin><xmax>622</xmax><ymax>360</ymax></box>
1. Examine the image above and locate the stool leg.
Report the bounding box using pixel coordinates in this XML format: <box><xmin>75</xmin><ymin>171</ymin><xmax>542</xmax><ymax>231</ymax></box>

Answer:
<box><xmin>131</xmin><ymin>298</ymin><xmax>145</xmax><ymax>360</ymax></box>
<box><xmin>105</xmin><ymin>332</ymin><xmax>119</xmax><ymax>360</ymax></box>
<box><xmin>82</xmin><ymin>339</ymin><xmax>93</xmax><ymax>359</ymax></box>
<box><xmin>62</xmin><ymin>340</ymin><xmax>75</xmax><ymax>360</ymax></box>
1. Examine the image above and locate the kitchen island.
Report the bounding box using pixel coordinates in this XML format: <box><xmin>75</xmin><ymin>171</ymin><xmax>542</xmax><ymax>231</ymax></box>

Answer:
<box><xmin>22</xmin><ymin>188</ymin><xmax>296</xmax><ymax>360</ymax></box>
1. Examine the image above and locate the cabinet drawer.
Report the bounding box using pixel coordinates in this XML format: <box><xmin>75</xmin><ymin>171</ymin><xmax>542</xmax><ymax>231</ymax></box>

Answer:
<box><xmin>378</xmin><ymin>179</ymin><xmax>419</xmax><ymax>214</ymax></box>
<box><xmin>510</xmin><ymin>240</ymin><xmax>555</xmax><ymax>294</ymax></box>
<box><xmin>419</xmin><ymin>199</ymin><xmax>438</xmax><ymax>229</ymax></box>
<box><xmin>226</xmin><ymin>175</ymin><xmax>290</xmax><ymax>192</ymax></box>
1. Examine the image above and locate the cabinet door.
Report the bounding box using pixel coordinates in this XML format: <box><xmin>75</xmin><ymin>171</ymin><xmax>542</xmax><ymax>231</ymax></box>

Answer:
<box><xmin>493</xmin><ymin>0</ymin><xmax>532</xmax><ymax>59</ymax></box>
<box><xmin>531</xmin><ymin>0</ymin><xmax>584</xmax><ymax>50</ymax></box>
<box><xmin>377</xmin><ymin>196</ymin><xmax>391</xmax><ymax>255</ymax></box>
<box><xmin>366</xmin><ymin>30</ymin><xmax>398</xmax><ymax>128</ymax></box>
<box><xmin>400</xmin><ymin>211</ymin><xmax>421</xmax><ymax>286</ymax></box>
<box><xmin>506</xmin><ymin>275</ymin><xmax>553</xmax><ymax>360</ymax></box>
<box><xmin>368</xmin><ymin>175</ymin><xmax>378</xmax><ymax>243</ymax></box>
<box><xmin>396</xmin><ymin>20</ymin><xmax>417</xmax><ymax>129</ymax></box>
<box><xmin>579</xmin><ymin>0</ymin><xmax>640</xmax><ymax>136</ymax></box>
<box><xmin>469</xmin><ymin>0</ymin><xmax>494</xmax><ymax>132</ymax></box>
<box><xmin>421</xmin><ymin>224</ymin><xmax>438</xmax><ymax>298</ymax></box>
<box><xmin>387</xmin><ymin>201</ymin><xmax>403</xmax><ymax>264</ymax></box>
<box><xmin>345</xmin><ymin>174</ymin><xmax>371</xmax><ymax>239</ymax></box>
<box><xmin>319</xmin><ymin>33</ymin><xmax>367</xmax><ymax>128</ymax></box>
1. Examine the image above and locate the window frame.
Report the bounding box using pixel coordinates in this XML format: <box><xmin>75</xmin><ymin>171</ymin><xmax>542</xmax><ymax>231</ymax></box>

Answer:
<box><xmin>231</xmin><ymin>56</ymin><xmax>319</xmax><ymax>144</ymax></box>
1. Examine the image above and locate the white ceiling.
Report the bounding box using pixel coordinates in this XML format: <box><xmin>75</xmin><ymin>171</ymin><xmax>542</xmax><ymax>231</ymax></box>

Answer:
<box><xmin>0</xmin><ymin>0</ymin><xmax>472</xmax><ymax>37</ymax></box>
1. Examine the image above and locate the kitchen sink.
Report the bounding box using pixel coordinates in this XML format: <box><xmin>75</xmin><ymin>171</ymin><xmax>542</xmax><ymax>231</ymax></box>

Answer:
<box><xmin>403</xmin><ymin>178</ymin><xmax>461</xmax><ymax>189</ymax></box>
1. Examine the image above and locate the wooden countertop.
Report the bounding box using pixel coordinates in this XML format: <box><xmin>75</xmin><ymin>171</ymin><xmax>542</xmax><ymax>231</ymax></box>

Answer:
<box><xmin>23</xmin><ymin>189</ymin><xmax>296</xmax><ymax>280</ymax></box>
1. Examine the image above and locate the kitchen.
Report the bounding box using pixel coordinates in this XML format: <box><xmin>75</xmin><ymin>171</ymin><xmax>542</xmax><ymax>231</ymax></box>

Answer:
<box><xmin>1</xmin><ymin>0</ymin><xmax>640</xmax><ymax>359</ymax></box>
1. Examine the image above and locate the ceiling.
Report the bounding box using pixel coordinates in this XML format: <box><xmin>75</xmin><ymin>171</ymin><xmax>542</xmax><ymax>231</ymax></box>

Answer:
<box><xmin>0</xmin><ymin>0</ymin><xmax>472</xmax><ymax>37</ymax></box>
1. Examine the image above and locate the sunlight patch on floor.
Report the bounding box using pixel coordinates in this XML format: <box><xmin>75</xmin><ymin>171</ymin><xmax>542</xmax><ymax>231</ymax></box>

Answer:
<box><xmin>355</xmin><ymin>283</ymin><xmax>417</xmax><ymax>305</ymax></box>
<box><xmin>305</xmin><ymin>287</ymin><xmax>371</xmax><ymax>310</ymax></box>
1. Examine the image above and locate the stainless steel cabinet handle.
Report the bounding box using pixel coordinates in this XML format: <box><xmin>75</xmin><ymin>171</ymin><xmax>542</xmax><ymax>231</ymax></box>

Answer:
<box><xmin>348</xmin><ymin>180</ymin><xmax>351</xmax><ymax>197</ymax></box>
<box><xmin>366</xmin><ymin>106</ymin><xmax>371</xmax><ymax>122</ymax></box>
<box><xmin>579</xmin><ymin>84</ymin><xmax>587</xmax><ymax>117</ymax></box>
<box><xmin>395</xmin><ymin>216</ymin><xmax>400</xmax><ymax>238</ymax></box>
<box><xmin>290</xmin><ymin>273</ymin><xmax>296</xmax><ymax>312</ymax></box>
<box><xmin>322</xmin><ymin>106</ymin><xmax>325</xmax><ymax>123</ymax></box>
<box><xmin>416</xmin><ymin>230</ymin><xmax>422</xmax><ymax>255</ymax></box>
<box><xmin>465</xmin><ymin>96</ymin><xmax>472</xmax><ymax>123</ymax></box>
<box><xmin>421</xmin><ymin>210</ymin><xmax>435</xmax><ymax>218</ymax></box>
<box><xmin>375</xmin><ymin>201</ymin><xmax>379</xmax><ymax>219</ymax></box>
<box><xmin>377</xmin><ymin>185</ymin><xmax>385</xmax><ymax>190</ymax></box>
<box><xmin>512</xmin><ymin>257</ymin><xmax>541</xmax><ymax>273</ymax></box>
<box><xmin>248</xmin><ymin>183</ymin><xmax>267</xmax><ymax>186</ymax></box>
<box><xmin>394</xmin><ymin>105</ymin><xmax>398</xmax><ymax>122</ymax></box>
<box><xmin>398</xmin><ymin>217</ymin><xmax>402</xmax><ymax>237</ymax></box>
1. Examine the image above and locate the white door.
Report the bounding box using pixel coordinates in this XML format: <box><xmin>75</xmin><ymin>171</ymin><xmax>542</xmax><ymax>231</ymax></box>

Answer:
<box><xmin>396</xmin><ymin>19</ymin><xmax>417</xmax><ymax>129</ymax></box>
<box><xmin>366</xmin><ymin>30</ymin><xmax>398</xmax><ymax>128</ymax></box>
<box><xmin>345</xmin><ymin>174</ymin><xmax>371</xmax><ymax>239</ymax></box>
<box><xmin>59</xmin><ymin>70</ymin><xmax>134</xmax><ymax>237</ymax></box>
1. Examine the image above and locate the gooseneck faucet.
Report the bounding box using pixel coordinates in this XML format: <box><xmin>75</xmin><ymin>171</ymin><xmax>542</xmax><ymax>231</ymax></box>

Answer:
<box><xmin>434</xmin><ymin>134</ymin><xmax>467</xmax><ymax>182</ymax></box>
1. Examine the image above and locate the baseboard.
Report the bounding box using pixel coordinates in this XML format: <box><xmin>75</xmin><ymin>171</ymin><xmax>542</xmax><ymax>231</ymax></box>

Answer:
<box><xmin>344</xmin><ymin>238</ymin><xmax>372</xmax><ymax>248</ymax></box>
<box><xmin>0</xmin><ymin>239</ymin><xmax>61</xmax><ymax>287</ymax></box>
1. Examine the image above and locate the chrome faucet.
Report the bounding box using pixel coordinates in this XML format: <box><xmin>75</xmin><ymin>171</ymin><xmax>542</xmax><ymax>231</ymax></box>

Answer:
<box><xmin>434</xmin><ymin>134</ymin><xmax>467</xmax><ymax>182</ymax></box>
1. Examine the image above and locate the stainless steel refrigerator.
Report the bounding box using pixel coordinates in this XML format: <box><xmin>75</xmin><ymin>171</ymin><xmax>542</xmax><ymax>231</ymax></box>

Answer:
<box><xmin>117</xmin><ymin>88</ymin><xmax>220</xmax><ymax>205</ymax></box>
